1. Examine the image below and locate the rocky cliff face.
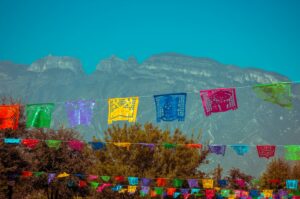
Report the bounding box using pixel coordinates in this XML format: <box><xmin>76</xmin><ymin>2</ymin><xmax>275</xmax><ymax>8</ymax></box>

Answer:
<box><xmin>0</xmin><ymin>53</ymin><xmax>299</xmax><ymax>176</ymax></box>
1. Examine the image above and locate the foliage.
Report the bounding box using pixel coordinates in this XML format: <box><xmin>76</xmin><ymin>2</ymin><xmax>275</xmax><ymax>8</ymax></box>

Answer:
<box><xmin>225</xmin><ymin>168</ymin><xmax>253</xmax><ymax>190</ymax></box>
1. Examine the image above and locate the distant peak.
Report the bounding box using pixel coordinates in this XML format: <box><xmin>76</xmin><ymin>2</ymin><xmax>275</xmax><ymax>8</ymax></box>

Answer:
<box><xmin>27</xmin><ymin>55</ymin><xmax>84</xmax><ymax>73</ymax></box>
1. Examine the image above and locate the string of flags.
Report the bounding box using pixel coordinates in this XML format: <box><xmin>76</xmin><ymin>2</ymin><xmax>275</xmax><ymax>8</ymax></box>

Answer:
<box><xmin>1</xmin><ymin>137</ymin><xmax>300</xmax><ymax>160</ymax></box>
<box><xmin>5</xmin><ymin>171</ymin><xmax>300</xmax><ymax>198</ymax></box>
<box><xmin>0</xmin><ymin>82</ymin><xmax>296</xmax><ymax>130</ymax></box>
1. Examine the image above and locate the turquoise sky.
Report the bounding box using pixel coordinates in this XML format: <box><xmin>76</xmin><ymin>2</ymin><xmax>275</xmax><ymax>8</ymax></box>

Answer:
<box><xmin>0</xmin><ymin>0</ymin><xmax>299</xmax><ymax>80</ymax></box>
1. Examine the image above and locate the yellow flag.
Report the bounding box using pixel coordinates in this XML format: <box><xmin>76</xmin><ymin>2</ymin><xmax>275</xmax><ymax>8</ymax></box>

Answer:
<box><xmin>108</xmin><ymin>97</ymin><xmax>139</xmax><ymax>124</ymax></box>
<box><xmin>119</xmin><ymin>188</ymin><xmax>127</xmax><ymax>193</ymax></box>
<box><xmin>128</xmin><ymin>186</ymin><xmax>137</xmax><ymax>194</ymax></box>
<box><xmin>263</xmin><ymin>189</ymin><xmax>273</xmax><ymax>198</ymax></box>
<box><xmin>57</xmin><ymin>172</ymin><xmax>70</xmax><ymax>178</ymax></box>
<box><xmin>228</xmin><ymin>194</ymin><xmax>236</xmax><ymax>199</ymax></box>
<box><xmin>202</xmin><ymin>179</ymin><xmax>214</xmax><ymax>189</ymax></box>
<box><xmin>113</xmin><ymin>142</ymin><xmax>131</xmax><ymax>150</ymax></box>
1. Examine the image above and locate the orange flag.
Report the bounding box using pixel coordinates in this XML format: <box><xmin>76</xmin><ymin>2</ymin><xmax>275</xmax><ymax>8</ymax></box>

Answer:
<box><xmin>0</xmin><ymin>105</ymin><xmax>20</xmax><ymax>130</ymax></box>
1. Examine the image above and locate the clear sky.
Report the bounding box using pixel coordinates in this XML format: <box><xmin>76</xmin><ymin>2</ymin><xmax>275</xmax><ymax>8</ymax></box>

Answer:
<box><xmin>0</xmin><ymin>0</ymin><xmax>299</xmax><ymax>80</ymax></box>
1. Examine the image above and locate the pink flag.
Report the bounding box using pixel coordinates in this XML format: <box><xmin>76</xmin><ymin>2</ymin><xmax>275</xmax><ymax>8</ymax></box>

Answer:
<box><xmin>200</xmin><ymin>88</ymin><xmax>238</xmax><ymax>116</ymax></box>
<box><xmin>257</xmin><ymin>145</ymin><xmax>276</xmax><ymax>159</ymax></box>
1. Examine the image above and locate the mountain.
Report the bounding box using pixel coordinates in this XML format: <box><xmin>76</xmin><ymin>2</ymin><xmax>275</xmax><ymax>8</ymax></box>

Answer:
<box><xmin>1</xmin><ymin>53</ymin><xmax>299</xmax><ymax>176</ymax></box>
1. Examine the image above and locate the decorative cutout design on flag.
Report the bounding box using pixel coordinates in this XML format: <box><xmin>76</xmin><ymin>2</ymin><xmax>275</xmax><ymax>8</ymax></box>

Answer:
<box><xmin>231</xmin><ymin>145</ymin><xmax>249</xmax><ymax>156</ymax></box>
<box><xmin>4</xmin><ymin>138</ymin><xmax>21</xmax><ymax>144</ymax></box>
<box><xmin>253</xmin><ymin>82</ymin><xmax>292</xmax><ymax>109</ymax></box>
<box><xmin>188</xmin><ymin>179</ymin><xmax>199</xmax><ymax>188</ymax></box>
<box><xmin>89</xmin><ymin>142</ymin><xmax>105</xmax><ymax>150</ymax></box>
<box><xmin>68</xmin><ymin>140</ymin><xmax>84</xmax><ymax>151</ymax></box>
<box><xmin>26</xmin><ymin>103</ymin><xmax>54</xmax><ymax>128</ymax></box>
<box><xmin>286</xmin><ymin>180</ymin><xmax>298</xmax><ymax>190</ymax></box>
<box><xmin>65</xmin><ymin>100</ymin><xmax>95</xmax><ymax>127</ymax></box>
<box><xmin>202</xmin><ymin>179</ymin><xmax>214</xmax><ymax>189</ymax></box>
<box><xmin>22</xmin><ymin>139</ymin><xmax>39</xmax><ymax>149</ymax></box>
<box><xmin>208</xmin><ymin>145</ymin><xmax>226</xmax><ymax>156</ymax></box>
<box><xmin>256</xmin><ymin>145</ymin><xmax>276</xmax><ymax>159</ymax></box>
<box><xmin>45</xmin><ymin>140</ymin><xmax>62</xmax><ymax>150</ymax></box>
<box><xmin>108</xmin><ymin>97</ymin><xmax>139</xmax><ymax>124</ymax></box>
<box><xmin>200</xmin><ymin>88</ymin><xmax>238</xmax><ymax>116</ymax></box>
<box><xmin>0</xmin><ymin>105</ymin><xmax>20</xmax><ymax>130</ymax></box>
<box><xmin>141</xmin><ymin>178</ymin><xmax>152</xmax><ymax>186</ymax></box>
<box><xmin>284</xmin><ymin>145</ymin><xmax>300</xmax><ymax>160</ymax></box>
<box><xmin>154</xmin><ymin>93</ymin><xmax>186</xmax><ymax>122</ymax></box>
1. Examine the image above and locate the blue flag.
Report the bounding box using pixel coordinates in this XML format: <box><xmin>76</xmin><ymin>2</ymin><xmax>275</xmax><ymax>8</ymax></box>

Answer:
<box><xmin>231</xmin><ymin>145</ymin><xmax>250</xmax><ymax>156</ymax></box>
<box><xmin>154</xmin><ymin>93</ymin><xmax>187</xmax><ymax>122</ymax></box>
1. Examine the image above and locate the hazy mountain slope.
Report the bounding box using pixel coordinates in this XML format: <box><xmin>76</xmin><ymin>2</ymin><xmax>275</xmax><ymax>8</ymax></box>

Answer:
<box><xmin>1</xmin><ymin>53</ymin><xmax>299</xmax><ymax>176</ymax></box>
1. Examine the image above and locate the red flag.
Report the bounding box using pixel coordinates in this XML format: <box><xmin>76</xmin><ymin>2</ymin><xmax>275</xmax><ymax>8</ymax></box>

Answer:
<box><xmin>257</xmin><ymin>145</ymin><xmax>276</xmax><ymax>159</ymax></box>
<box><xmin>167</xmin><ymin>188</ymin><xmax>176</xmax><ymax>196</ymax></box>
<box><xmin>114</xmin><ymin>176</ymin><xmax>125</xmax><ymax>182</ymax></box>
<box><xmin>0</xmin><ymin>105</ymin><xmax>20</xmax><ymax>130</ymax></box>
<box><xmin>22</xmin><ymin>139</ymin><xmax>39</xmax><ymax>149</ymax></box>
<box><xmin>156</xmin><ymin>178</ymin><xmax>167</xmax><ymax>187</ymax></box>
<box><xmin>22</xmin><ymin>171</ymin><xmax>33</xmax><ymax>177</ymax></box>
<box><xmin>78</xmin><ymin>180</ymin><xmax>87</xmax><ymax>188</ymax></box>
<box><xmin>186</xmin><ymin>144</ymin><xmax>202</xmax><ymax>149</ymax></box>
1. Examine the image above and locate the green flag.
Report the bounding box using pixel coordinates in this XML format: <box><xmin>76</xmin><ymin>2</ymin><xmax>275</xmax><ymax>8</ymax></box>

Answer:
<box><xmin>285</xmin><ymin>145</ymin><xmax>300</xmax><ymax>160</ymax></box>
<box><xmin>173</xmin><ymin>178</ymin><xmax>183</xmax><ymax>188</ymax></box>
<box><xmin>101</xmin><ymin>176</ymin><xmax>111</xmax><ymax>182</ymax></box>
<box><xmin>90</xmin><ymin>181</ymin><xmax>99</xmax><ymax>189</ymax></box>
<box><xmin>154</xmin><ymin>187</ymin><xmax>164</xmax><ymax>195</ymax></box>
<box><xmin>26</xmin><ymin>103</ymin><xmax>54</xmax><ymax>128</ymax></box>
<box><xmin>252</xmin><ymin>82</ymin><xmax>292</xmax><ymax>109</ymax></box>
<box><xmin>163</xmin><ymin>142</ymin><xmax>177</xmax><ymax>149</ymax></box>
<box><xmin>45</xmin><ymin>140</ymin><xmax>62</xmax><ymax>149</ymax></box>
<box><xmin>33</xmin><ymin>171</ymin><xmax>45</xmax><ymax>177</ymax></box>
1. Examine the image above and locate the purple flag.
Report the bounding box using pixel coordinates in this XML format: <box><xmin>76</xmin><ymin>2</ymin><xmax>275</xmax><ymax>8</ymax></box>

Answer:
<box><xmin>48</xmin><ymin>173</ymin><xmax>56</xmax><ymax>184</ymax></box>
<box><xmin>141</xmin><ymin>178</ymin><xmax>152</xmax><ymax>186</ymax></box>
<box><xmin>140</xmin><ymin>143</ymin><xmax>155</xmax><ymax>151</ymax></box>
<box><xmin>188</xmin><ymin>179</ymin><xmax>199</xmax><ymax>188</ymax></box>
<box><xmin>141</xmin><ymin>186</ymin><xmax>150</xmax><ymax>194</ymax></box>
<box><xmin>65</xmin><ymin>100</ymin><xmax>95</xmax><ymax>127</ymax></box>
<box><xmin>208</xmin><ymin>144</ymin><xmax>226</xmax><ymax>156</ymax></box>
<box><xmin>180</xmin><ymin>188</ymin><xmax>189</xmax><ymax>195</ymax></box>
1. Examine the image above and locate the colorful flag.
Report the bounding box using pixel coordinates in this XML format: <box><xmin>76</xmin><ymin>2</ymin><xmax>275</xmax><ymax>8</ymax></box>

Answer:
<box><xmin>0</xmin><ymin>105</ymin><xmax>20</xmax><ymax>130</ymax></box>
<box><xmin>191</xmin><ymin>188</ymin><xmax>200</xmax><ymax>194</ymax></box>
<box><xmin>256</xmin><ymin>145</ymin><xmax>276</xmax><ymax>159</ymax></box>
<box><xmin>45</xmin><ymin>140</ymin><xmax>62</xmax><ymax>149</ymax></box>
<box><xmin>89</xmin><ymin>142</ymin><xmax>105</xmax><ymax>150</ymax></box>
<box><xmin>4</xmin><ymin>138</ymin><xmax>21</xmax><ymax>144</ymax></box>
<box><xmin>128</xmin><ymin>177</ymin><xmax>139</xmax><ymax>185</ymax></box>
<box><xmin>167</xmin><ymin>188</ymin><xmax>176</xmax><ymax>196</ymax></box>
<box><xmin>48</xmin><ymin>173</ymin><xmax>56</xmax><ymax>184</ymax></box>
<box><xmin>22</xmin><ymin>171</ymin><xmax>33</xmax><ymax>177</ymax></box>
<box><xmin>253</xmin><ymin>82</ymin><xmax>292</xmax><ymax>109</ymax></box>
<box><xmin>208</xmin><ymin>145</ymin><xmax>226</xmax><ymax>156</ymax></box>
<box><xmin>154</xmin><ymin>93</ymin><xmax>187</xmax><ymax>122</ymax></box>
<box><xmin>22</xmin><ymin>139</ymin><xmax>39</xmax><ymax>149</ymax></box>
<box><xmin>88</xmin><ymin>175</ymin><xmax>98</xmax><ymax>181</ymax></box>
<box><xmin>156</xmin><ymin>178</ymin><xmax>167</xmax><ymax>187</ymax></box>
<box><xmin>57</xmin><ymin>172</ymin><xmax>70</xmax><ymax>178</ymax></box>
<box><xmin>202</xmin><ymin>179</ymin><xmax>214</xmax><ymax>189</ymax></box>
<box><xmin>218</xmin><ymin>180</ymin><xmax>227</xmax><ymax>187</ymax></box>
<box><xmin>231</xmin><ymin>145</ymin><xmax>249</xmax><ymax>156</ymax></box>
<box><xmin>101</xmin><ymin>176</ymin><xmax>111</xmax><ymax>182</ymax></box>
<box><xmin>173</xmin><ymin>178</ymin><xmax>183</xmax><ymax>188</ymax></box>
<box><xmin>221</xmin><ymin>189</ymin><xmax>230</xmax><ymax>197</ymax></box>
<box><xmin>115</xmin><ymin>176</ymin><xmax>125</xmax><ymax>182</ymax></box>
<box><xmin>139</xmin><ymin>143</ymin><xmax>155</xmax><ymax>150</ymax></box>
<box><xmin>111</xmin><ymin>185</ymin><xmax>122</xmax><ymax>192</ymax></box>
<box><xmin>140</xmin><ymin>186</ymin><xmax>150</xmax><ymax>196</ymax></box>
<box><xmin>188</xmin><ymin>179</ymin><xmax>199</xmax><ymax>188</ymax></box>
<box><xmin>235</xmin><ymin>179</ymin><xmax>245</xmax><ymax>188</ymax></box>
<box><xmin>284</xmin><ymin>145</ymin><xmax>300</xmax><ymax>160</ymax></box>
<box><xmin>141</xmin><ymin>178</ymin><xmax>152</xmax><ymax>186</ymax></box>
<box><xmin>68</xmin><ymin>140</ymin><xmax>84</xmax><ymax>151</ymax></box>
<box><xmin>113</xmin><ymin>142</ymin><xmax>131</xmax><ymax>150</ymax></box>
<box><xmin>128</xmin><ymin>186</ymin><xmax>137</xmax><ymax>194</ymax></box>
<box><xmin>107</xmin><ymin>97</ymin><xmax>139</xmax><ymax>124</ymax></box>
<box><xmin>96</xmin><ymin>183</ymin><xmax>111</xmax><ymax>192</ymax></box>
<box><xmin>186</xmin><ymin>143</ymin><xmax>202</xmax><ymax>149</ymax></box>
<box><xmin>163</xmin><ymin>142</ymin><xmax>177</xmax><ymax>149</ymax></box>
<box><xmin>33</xmin><ymin>171</ymin><xmax>45</xmax><ymax>177</ymax></box>
<box><xmin>26</xmin><ymin>103</ymin><xmax>54</xmax><ymax>128</ymax></box>
<box><xmin>89</xmin><ymin>181</ymin><xmax>99</xmax><ymax>189</ymax></box>
<box><xmin>200</xmin><ymin>88</ymin><xmax>238</xmax><ymax>116</ymax></box>
<box><xmin>154</xmin><ymin>187</ymin><xmax>164</xmax><ymax>195</ymax></box>
<box><xmin>173</xmin><ymin>192</ymin><xmax>181</xmax><ymax>198</ymax></box>
<box><xmin>286</xmin><ymin>180</ymin><xmax>298</xmax><ymax>190</ymax></box>
<box><xmin>262</xmin><ymin>189</ymin><xmax>273</xmax><ymax>198</ymax></box>
<box><xmin>65</xmin><ymin>100</ymin><xmax>95</xmax><ymax>127</ymax></box>
<box><xmin>205</xmin><ymin>189</ymin><xmax>215</xmax><ymax>199</ymax></box>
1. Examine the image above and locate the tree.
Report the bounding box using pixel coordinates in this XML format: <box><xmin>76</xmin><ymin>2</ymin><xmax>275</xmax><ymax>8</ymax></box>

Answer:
<box><xmin>259</xmin><ymin>158</ymin><xmax>291</xmax><ymax>189</ymax></box>
<box><xmin>89</xmin><ymin>123</ymin><xmax>210</xmax><ymax>198</ymax></box>
<box><xmin>291</xmin><ymin>161</ymin><xmax>300</xmax><ymax>179</ymax></box>
<box><xmin>225</xmin><ymin>168</ymin><xmax>253</xmax><ymax>190</ymax></box>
